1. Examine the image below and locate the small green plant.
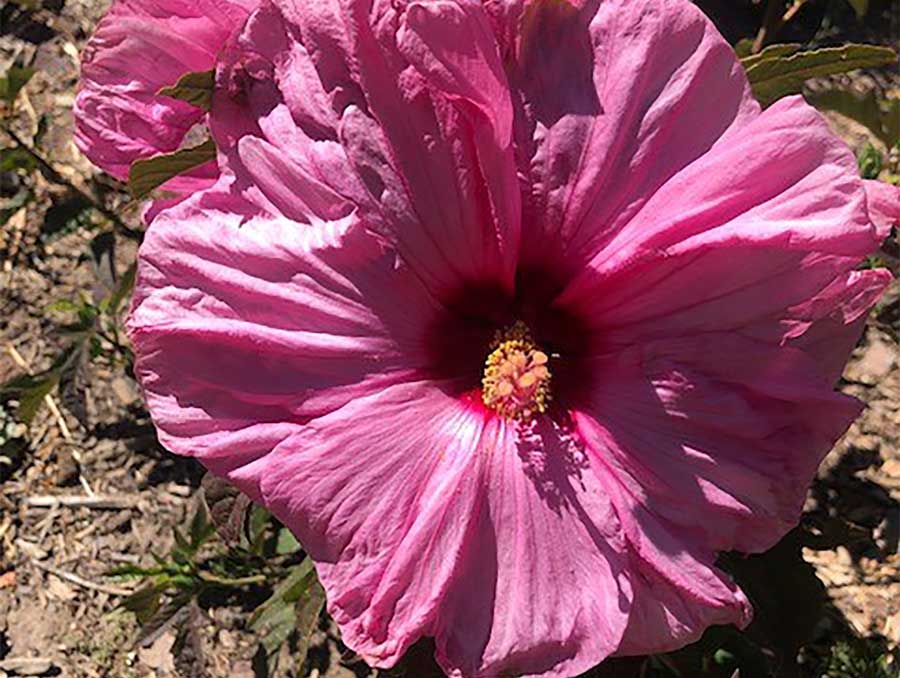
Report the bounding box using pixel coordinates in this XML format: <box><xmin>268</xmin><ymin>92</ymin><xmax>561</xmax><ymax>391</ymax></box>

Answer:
<box><xmin>113</xmin><ymin>496</ymin><xmax>323</xmax><ymax>678</ymax></box>
<box><xmin>821</xmin><ymin>638</ymin><xmax>900</xmax><ymax>678</ymax></box>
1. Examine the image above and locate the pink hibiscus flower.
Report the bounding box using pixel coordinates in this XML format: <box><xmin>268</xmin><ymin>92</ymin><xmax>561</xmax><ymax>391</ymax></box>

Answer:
<box><xmin>120</xmin><ymin>0</ymin><xmax>896</xmax><ymax>675</ymax></box>
<box><xmin>74</xmin><ymin>0</ymin><xmax>258</xmax><ymax>195</ymax></box>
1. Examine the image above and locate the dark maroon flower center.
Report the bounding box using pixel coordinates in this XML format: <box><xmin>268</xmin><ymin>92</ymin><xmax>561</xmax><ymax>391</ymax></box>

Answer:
<box><xmin>424</xmin><ymin>267</ymin><xmax>597</xmax><ymax>415</ymax></box>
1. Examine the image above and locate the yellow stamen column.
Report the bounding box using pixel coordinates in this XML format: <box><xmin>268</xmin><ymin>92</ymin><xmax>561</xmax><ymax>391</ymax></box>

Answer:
<box><xmin>482</xmin><ymin>321</ymin><xmax>552</xmax><ymax>421</ymax></box>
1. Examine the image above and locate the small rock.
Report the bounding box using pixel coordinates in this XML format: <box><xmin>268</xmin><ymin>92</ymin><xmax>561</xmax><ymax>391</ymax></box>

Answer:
<box><xmin>0</xmin><ymin>570</ymin><xmax>16</xmax><ymax>589</ymax></box>
<box><xmin>835</xmin><ymin>545</ymin><xmax>853</xmax><ymax>567</ymax></box>
<box><xmin>14</xmin><ymin>540</ymin><xmax>48</xmax><ymax>561</ymax></box>
<box><xmin>884</xmin><ymin>610</ymin><xmax>900</xmax><ymax>646</ymax></box>
<box><xmin>46</xmin><ymin>575</ymin><xmax>77</xmax><ymax>602</ymax></box>
<box><xmin>137</xmin><ymin>631</ymin><xmax>176</xmax><ymax>675</ymax></box>
<box><xmin>111</xmin><ymin>377</ymin><xmax>139</xmax><ymax>405</ymax></box>
<box><xmin>882</xmin><ymin>458</ymin><xmax>900</xmax><ymax>479</ymax></box>
<box><xmin>0</xmin><ymin>658</ymin><xmax>55</xmax><ymax>676</ymax></box>
<box><xmin>847</xmin><ymin>339</ymin><xmax>896</xmax><ymax>384</ymax></box>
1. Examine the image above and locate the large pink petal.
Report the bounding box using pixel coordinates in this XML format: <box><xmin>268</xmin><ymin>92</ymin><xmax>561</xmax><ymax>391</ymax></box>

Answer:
<box><xmin>210</xmin><ymin>0</ymin><xmax>521</xmax><ymax>294</ymax></box>
<box><xmin>435</xmin><ymin>417</ymin><xmax>631</xmax><ymax>678</ymax></box>
<box><xmin>559</xmin><ymin>96</ymin><xmax>889</xmax><ymax>351</ymax></box>
<box><xmin>574</xmin><ymin>332</ymin><xmax>863</xmax><ymax>557</ymax></box>
<box><xmin>255</xmin><ymin>384</ymin><xmax>486</xmax><ymax>666</ymax></box>
<box><xmin>127</xmin><ymin>185</ymin><xmax>438</xmax><ymax>500</ymax></box>
<box><xmin>75</xmin><ymin>0</ymin><xmax>255</xmax><ymax>182</ymax></box>
<box><xmin>256</xmin><ymin>393</ymin><xmax>631</xmax><ymax>677</ymax></box>
<box><xmin>493</xmin><ymin>0</ymin><xmax>759</xmax><ymax>274</ymax></box>
<box><xmin>604</xmin><ymin>485</ymin><xmax>751</xmax><ymax>657</ymax></box>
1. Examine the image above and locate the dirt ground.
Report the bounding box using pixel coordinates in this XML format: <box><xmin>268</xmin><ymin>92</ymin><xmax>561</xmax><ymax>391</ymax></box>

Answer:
<box><xmin>0</xmin><ymin>1</ymin><xmax>898</xmax><ymax>678</ymax></box>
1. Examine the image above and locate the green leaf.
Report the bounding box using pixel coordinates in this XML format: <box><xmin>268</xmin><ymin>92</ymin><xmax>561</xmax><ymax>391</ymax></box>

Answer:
<box><xmin>0</xmin><ymin>66</ymin><xmax>36</xmax><ymax>105</ymax></box>
<box><xmin>0</xmin><ymin>343</ymin><xmax>89</xmax><ymax>424</ymax></box>
<box><xmin>120</xmin><ymin>584</ymin><xmax>165</xmax><ymax>625</ymax></box>
<box><xmin>201</xmin><ymin>472</ymin><xmax>254</xmax><ymax>548</ymax></box>
<box><xmin>104</xmin><ymin>262</ymin><xmax>136</xmax><ymax>316</ymax></box>
<box><xmin>745</xmin><ymin>44</ymin><xmax>898</xmax><ymax>106</ymax></box>
<box><xmin>107</xmin><ymin>564</ymin><xmax>165</xmax><ymax>579</ymax></box>
<box><xmin>248</xmin><ymin>505</ymin><xmax>272</xmax><ymax>556</ymax></box>
<box><xmin>157</xmin><ymin>69</ymin><xmax>215</xmax><ymax>111</ymax></box>
<box><xmin>857</xmin><ymin>143</ymin><xmax>883</xmax><ymax>180</ymax></box>
<box><xmin>172</xmin><ymin>527</ymin><xmax>194</xmax><ymax>565</ymax></box>
<box><xmin>733</xmin><ymin>39</ymin><xmax>755</xmax><ymax>59</ymax></box>
<box><xmin>292</xmin><ymin>569</ymin><xmax>326</xmax><ymax>675</ymax></box>
<box><xmin>136</xmin><ymin>591</ymin><xmax>193</xmax><ymax>648</ymax></box>
<box><xmin>739</xmin><ymin>43</ymin><xmax>803</xmax><ymax>71</ymax></box>
<box><xmin>250</xmin><ymin>559</ymin><xmax>321</xmax><ymax>678</ymax></box>
<box><xmin>14</xmin><ymin>375</ymin><xmax>57</xmax><ymax>424</ymax></box>
<box><xmin>0</xmin><ymin>146</ymin><xmax>38</xmax><ymax>174</ymax></box>
<box><xmin>128</xmin><ymin>139</ymin><xmax>216</xmax><ymax>199</ymax></box>
<box><xmin>57</xmin><ymin>338</ymin><xmax>92</xmax><ymax>427</ymax></box>
<box><xmin>275</xmin><ymin>527</ymin><xmax>301</xmax><ymax>556</ymax></box>
<box><xmin>189</xmin><ymin>501</ymin><xmax>216</xmax><ymax>550</ymax></box>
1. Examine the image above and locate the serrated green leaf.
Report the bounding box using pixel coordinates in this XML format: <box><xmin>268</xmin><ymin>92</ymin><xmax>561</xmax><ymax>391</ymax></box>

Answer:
<box><xmin>157</xmin><ymin>69</ymin><xmax>215</xmax><ymax>111</ymax></box>
<box><xmin>128</xmin><ymin>139</ymin><xmax>216</xmax><ymax>199</ymax></box>
<box><xmin>739</xmin><ymin>43</ymin><xmax>803</xmax><ymax>70</ymax></box>
<box><xmin>745</xmin><ymin>44</ymin><xmax>898</xmax><ymax>106</ymax></box>
<box><xmin>0</xmin><ymin>66</ymin><xmax>36</xmax><ymax>105</ymax></box>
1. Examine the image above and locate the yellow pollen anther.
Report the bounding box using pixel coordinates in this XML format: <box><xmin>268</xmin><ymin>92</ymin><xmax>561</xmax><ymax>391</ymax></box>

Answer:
<box><xmin>482</xmin><ymin>321</ymin><xmax>552</xmax><ymax>421</ymax></box>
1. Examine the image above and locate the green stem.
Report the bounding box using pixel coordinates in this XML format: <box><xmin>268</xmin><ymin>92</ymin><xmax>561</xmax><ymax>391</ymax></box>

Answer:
<box><xmin>198</xmin><ymin>572</ymin><xmax>268</xmax><ymax>587</ymax></box>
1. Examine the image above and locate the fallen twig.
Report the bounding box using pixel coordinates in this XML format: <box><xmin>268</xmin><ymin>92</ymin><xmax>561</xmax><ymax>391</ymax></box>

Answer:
<box><xmin>24</xmin><ymin>494</ymin><xmax>138</xmax><ymax>510</ymax></box>
<box><xmin>30</xmin><ymin>558</ymin><xmax>134</xmax><ymax>597</ymax></box>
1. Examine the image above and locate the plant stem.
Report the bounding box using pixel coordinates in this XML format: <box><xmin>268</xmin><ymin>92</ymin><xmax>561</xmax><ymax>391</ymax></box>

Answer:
<box><xmin>752</xmin><ymin>0</ymin><xmax>810</xmax><ymax>53</ymax></box>
<box><xmin>198</xmin><ymin>572</ymin><xmax>268</xmax><ymax>587</ymax></box>
<box><xmin>1</xmin><ymin>124</ymin><xmax>144</xmax><ymax>242</ymax></box>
